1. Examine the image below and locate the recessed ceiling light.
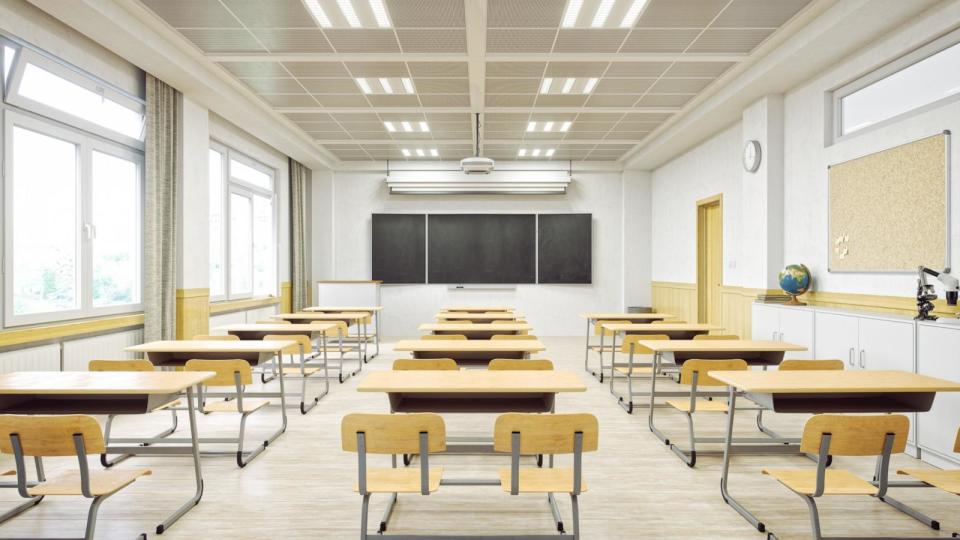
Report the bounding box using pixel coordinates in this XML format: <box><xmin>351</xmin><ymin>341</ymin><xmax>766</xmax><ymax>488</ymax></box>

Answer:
<box><xmin>402</xmin><ymin>78</ymin><xmax>414</xmax><ymax>94</ymax></box>
<box><xmin>532</xmin><ymin>148</ymin><xmax>541</xmax><ymax>157</ymax></box>
<box><xmin>543</xmin><ymin>121</ymin><xmax>554</xmax><ymax>132</ymax></box>
<box><xmin>416</xmin><ymin>148</ymin><xmax>425</xmax><ymax>157</ymax></box>
<box><xmin>302</xmin><ymin>0</ymin><xmax>331</xmax><ymax>27</ymax></box>
<box><xmin>561</xmin><ymin>78</ymin><xmax>575</xmax><ymax>94</ymax></box>
<box><xmin>401</xmin><ymin>148</ymin><xmax>411</xmax><ymax>157</ymax></box>
<box><xmin>430</xmin><ymin>149</ymin><xmax>439</xmax><ymax>157</ymax></box>
<box><xmin>561</xmin><ymin>0</ymin><xmax>583</xmax><ymax>27</ymax></box>
<box><xmin>560</xmin><ymin>121</ymin><xmax>572</xmax><ymax>132</ymax></box>
<box><xmin>384</xmin><ymin>121</ymin><xmax>396</xmax><ymax>132</ymax></box>
<box><xmin>401</xmin><ymin>121</ymin><xmax>413</xmax><ymax>132</ymax></box>
<box><xmin>368</xmin><ymin>0</ymin><xmax>392</xmax><ymax>28</ymax></box>
<box><xmin>592</xmin><ymin>0</ymin><xmax>615</xmax><ymax>27</ymax></box>
<box><xmin>527</xmin><ymin>121</ymin><xmax>537</xmax><ymax>132</ymax></box>
<box><xmin>419</xmin><ymin>121</ymin><xmax>429</xmax><ymax>132</ymax></box>
<box><xmin>620</xmin><ymin>0</ymin><xmax>649</xmax><ymax>28</ymax></box>
<box><xmin>540</xmin><ymin>78</ymin><xmax>553</xmax><ymax>94</ymax></box>
<box><xmin>546</xmin><ymin>148</ymin><xmax>555</xmax><ymax>157</ymax></box>
<box><xmin>518</xmin><ymin>149</ymin><xmax>527</xmax><ymax>157</ymax></box>
<box><xmin>355</xmin><ymin>78</ymin><xmax>372</xmax><ymax>93</ymax></box>
<box><xmin>380</xmin><ymin>78</ymin><xmax>393</xmax><ymax>94</ymax></box>
<box><xmin>337</xmin><ymin>0</ymin><xmax>362</xmax><ymax>27</ymax></box>
<box><xmin>583</xmin><ymin>78</ymin><xmax>598</xmax><ymax>93</ymax></box>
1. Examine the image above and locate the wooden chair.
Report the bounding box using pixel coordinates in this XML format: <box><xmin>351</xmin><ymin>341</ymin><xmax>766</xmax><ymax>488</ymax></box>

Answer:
<box><xmin>258</xmin><ymin>319</ymin><xmax>290</xmax><ymax>324</ymax></box>
<box><xmin>341</xmin><ymin>413</ymin><xmax>446</xmax><ymax>538</ymax></box>
<box><xmin>492</xmin><ymin>320</ymin><xmax>528</xmax><ymax>334</ymax></box>
<box><xmin>693</xmin><ymin>334</ymin><xmax>739</xmax><ymax>340</ymax></box>
<box><xmin>898</xmin><ymin>427</ymin><xmax>960</xmax><ymax>503</ymax></box>
<box><xmin>313</xmin><ymin>320</ymin><xmax>360</xmax><ymax>383</ymax></box>
<box><xmin>493</xmin><ymin>413</ymin><xmax>599</xmax><ymax>538</ymax></box>
<box><xmin>88</xmin><ymin>359</ymin><xmax>179</xmax><ymax>467</ymax></box>
<box><xmin>184</xmin><ymin>359</ymin><xmax>276</xmax><ymax>467</ymax></box>
<box><xmin>489</xmin><ymin>359</ymin><xmax>554</xmax><ymax>371</ymax></box>
<box><xmin>490</xmin><ymin>334</ymin><xmax>538</xmax><ymax>340</ymax></box>
<box><xmin>586</xmin><ymin>320</ymin><xmax>629</xmax><ymax>382</ymax></box>
<box><xmin>763</xmin><ymin>414</ymin><xmax>925</xmax><ymax>540</ymax></box>
<box><xmin>263</xmin><ymin>334</ymin><xmax>328</xmax><ymax>414</ymax></box>
<box><xmin>756</xmin><ymin>359</ymin><xmax>845</xmax><ymax>437</ymax></box>
<box><xmin>423</xmin><ymin>334</ymin><xmax>466</xmax><ymax>340</ymax></box>
<box><xmin>613</xmin><ymin>334</ymin><xmax>670</xmax><ymax>377</ymax></box>
<box><xmin>393</xmin><ymin>359</ymin><xmax>459</xmax><ymax>371</ymax></box>
<box><xmin>663</xmin><ymin>359</ymin><xmax>748</xmax><ymax>467</ymax></box>
<box><xmin>192</xmin><ymin>334</ymin><xmax>239</xmax><ymax>341</ymax></box>
<box><xmin>0</xmin><ymin>415</ymin><xmax>151</xmax><ymax>540</ymax></box>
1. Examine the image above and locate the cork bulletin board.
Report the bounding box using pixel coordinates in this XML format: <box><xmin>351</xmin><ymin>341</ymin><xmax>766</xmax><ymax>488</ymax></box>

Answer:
<box><xmin>828</xmin><ymin>132</ymin><xmax>950</xmax><ymax>272</ymax></box>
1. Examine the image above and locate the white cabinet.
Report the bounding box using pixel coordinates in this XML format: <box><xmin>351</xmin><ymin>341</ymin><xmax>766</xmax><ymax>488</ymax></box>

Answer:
<box><xmin>916</xmin><ymin>323</ymin><xmax>960</xmax><ymax>467</ymax></box>
<box><xmin>752</xmin><ymin>304</ymin><xmax>782</xmax><ymax>341</ymax></box>
<box><xmin>815</xmin><ymin>312</ymin><xmax>914</xmax><ymax>372</ymax></box>
<box><xmin>814</xmin><ymin>312</ymin><xmax>858</xmax><ymax>368</ymax></box>
<box><xmin>751</xmin><ymin>304</ymin><xmax>814</xmax><ymax>359</ymax></box>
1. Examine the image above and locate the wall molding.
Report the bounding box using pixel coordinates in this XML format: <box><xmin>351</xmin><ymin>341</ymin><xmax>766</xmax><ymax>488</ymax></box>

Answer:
<box><xmin>209</xmin><ymin>296</ymin><xmax>281</xmax><ymax>315</ymax></box>
<box><xmin>0</xmin><ymin>314</ymin><xmax>144</xmax><ymax>349</ymax></box>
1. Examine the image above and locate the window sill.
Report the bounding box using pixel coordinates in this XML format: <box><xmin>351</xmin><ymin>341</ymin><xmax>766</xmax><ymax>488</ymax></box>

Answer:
<box><xmin>209</xmin><ymin>296</ymin><xmax>281</xmax><ymax>315</ymax></box>
<box><xmin>0</xmin><ymin>313</ymin><xmax>144</xmax><ymax>350</ymax></box>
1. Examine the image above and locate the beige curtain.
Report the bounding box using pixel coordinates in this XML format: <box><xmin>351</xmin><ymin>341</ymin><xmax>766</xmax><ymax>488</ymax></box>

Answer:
<box><xmin>143</xmin><ymin>74</ymin><xmax>181</xmax><ymax>341</ymax></box>
<box><xmin>290</xmin><ymin>158</ymin><xmax>310</xmax><ymax>311</ymax></box>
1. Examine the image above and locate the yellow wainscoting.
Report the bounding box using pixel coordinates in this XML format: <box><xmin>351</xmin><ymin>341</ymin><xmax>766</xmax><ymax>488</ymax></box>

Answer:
<box><xmin>280</xmin><ymin>281</ymin><xmax>292</xmax><ymax>313</ymax></box>
<box><xmin>176</xmin><ymin>288</ymin><xmax>210</xmax><ymax>340</ymax></box>
<box><xmin>650</xmin><ymin>281</ymin><xmax>697</xmax><ymax>324</ymax></box>
<box><xmin>0</xmin><ymin>314</ymin><xmax>144</xmax><ymax>349</ymax></box>
<box><xmin>209</xmin><ymin>296</ymin><xmax>281</xmax><ymax>315</ymax></box>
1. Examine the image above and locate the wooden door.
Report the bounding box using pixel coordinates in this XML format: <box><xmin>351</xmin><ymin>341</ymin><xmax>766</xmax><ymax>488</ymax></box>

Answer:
<box><xmin>697</xmin><ymin>195</ymin><xmax>722</xmax><ymax>325</ymax></box>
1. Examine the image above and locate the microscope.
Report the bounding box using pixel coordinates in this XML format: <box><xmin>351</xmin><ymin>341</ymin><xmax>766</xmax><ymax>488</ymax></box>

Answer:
<box><xmin>915</xmin><ymin>266</ymin><xmax>959</xmax><ymax>320</ymax></box>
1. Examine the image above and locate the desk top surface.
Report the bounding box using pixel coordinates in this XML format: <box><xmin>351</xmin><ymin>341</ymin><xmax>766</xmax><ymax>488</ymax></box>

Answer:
<box><xmin>357</xmin><ymin>370</ymin><xmax>586</xmax><ymax>393</ymax></box>
<box><xmin>128</xmin><ymin>340</ymin><xmax>294</xmax><ymax>353</ymax></box>
<box><xmin>638</xmin><ymin>339</ymin><xmax>807</xmax><ymax>353</ymax></box>
<box><xmin>394</xmin><ymin>339</ymin><xmax>545</xmax><ymax>352</ymax></box>
<box><xmin>436</xmin><ymin>313</ymin><xmax>521</xmax><ymax>320</ymax></box>
<box><xmin>600</xmin><ymin>323</ymin><xmax>720</xmax><ymax>332</ymax></box>
<box><xmin>711</xmin><ymin>370</ymin><xmax>960</xmax><ymax>393</ymax></box>
<box><xmin>273</xmin><ymin>312</ymin><xmax>369</xmax><ymax>320</ymax></box>
<box><xmin>216</xmin><ymin>323</ymin><xmax>336</xmax><ymax>333</ymax></box>
<box><xmin>419</xmin><ymin>323</ymin><xmax>532</xmax><ymax>331</ymax></box>
<box><xmin>441</xmin><ymin>306</ymin><xmax>515</xmax><ymax>312</ymax></box>
<box><xmin>303</xmin><ymin>306</ymin><xmax>382</xmax><ymax>312</ymax></box>
<box><xmin>579</xmin><ymin>313</ymin><xmax>673</xmax><ymax>320</ymax></box>
<box><xmin>0</xmin><ymin>371</ymin><xmax>214</xmax><ymax>394</ymax></box>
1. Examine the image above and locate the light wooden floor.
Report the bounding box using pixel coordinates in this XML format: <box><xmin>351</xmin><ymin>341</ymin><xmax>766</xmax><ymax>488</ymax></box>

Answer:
<box><xmin>0</xmin><ymin>336</ymin><xmax>957</xmax><ymax>539</ymax></box>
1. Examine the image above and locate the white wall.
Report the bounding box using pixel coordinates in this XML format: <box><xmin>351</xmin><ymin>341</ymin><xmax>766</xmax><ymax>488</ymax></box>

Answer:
<box><xmin>622</xmin><ymin>170</ymin><xmax>652</xmax><ymax>307</ymax></box>
<box><xmin>313</xmin><ymin>165</ymin><xmax>628</xmax><ymax>336</ymax></box>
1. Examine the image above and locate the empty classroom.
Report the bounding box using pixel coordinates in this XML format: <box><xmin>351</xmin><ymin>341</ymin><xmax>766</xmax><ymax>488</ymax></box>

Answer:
<box><xmin>0</xmin><ymin>0</ymin><xmax>959</xmax><ymax>538</ymax></box>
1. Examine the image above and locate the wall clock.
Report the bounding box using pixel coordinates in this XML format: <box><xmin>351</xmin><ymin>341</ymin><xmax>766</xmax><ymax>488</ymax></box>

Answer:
<box><xmin>743</xmin><ymin>139</ymin><xmax>762</xmax><ymax>173</ymax></box>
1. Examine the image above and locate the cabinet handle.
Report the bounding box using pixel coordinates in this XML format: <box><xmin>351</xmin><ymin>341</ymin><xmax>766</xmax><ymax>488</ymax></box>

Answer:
<box><xmin>772</xmin><ymin>331</ymin><xmax>777</xmax><ymax>340</ymax></box>
<box><xmin>848</xmin><ymin>348</ymin><xmax>855</xmax><ymax>366</ymax></box>
<box><xmin>859</xmin><ymin>349</ymin><xmax>865</xmax><ymax>369</ymax></box>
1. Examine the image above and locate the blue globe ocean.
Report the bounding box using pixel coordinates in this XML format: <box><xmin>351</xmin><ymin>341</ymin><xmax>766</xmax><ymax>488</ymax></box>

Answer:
<box><xmin>778</xmin><ymin>264</ymin><xmax>811</xmax><ymax>297</ymax></box>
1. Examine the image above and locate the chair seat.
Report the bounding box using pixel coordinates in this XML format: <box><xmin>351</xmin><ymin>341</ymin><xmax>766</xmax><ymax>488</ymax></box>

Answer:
<box><xmin>614</xmin><ymin>366</ymin><xmax>652</xmax><ymax>375</ymax></box>
<box><xmin>28</xmin><ymin>469</ymin><xmax>151</xmax><ymax>497</ymax></box>
<box><xmin>203</xmin><ymin>399</ymin><xmax>270</xmax><ymax>413</ymax></box>
<box><xmin>898</xmin><ymin>468</ymin><xmax>960</xmax><ymax>495</ymax></box>
<box><xmin>498</xmin><ymin>468</ymin><xmax>586</xmax><ymax>494</ymax></box>
<box><xmin>665</xmin><ymin>399</ymin><xmax>729</xmax><ymax>413</ymax></box>
<box><xmin>151</xmin><ymin>399</ymin><xmax>181</xmax><ymax>412</ymax></box>
<box><xmin>277</xmin><ymin>366</ymin><xmax>322</xmax><ymax>376</ymax></box>
<box><xmin>762</xmin><ymin>469</ymin><xmax>877</xmax><ymax>496</ymax></box>
<box><xmin>355</xmin><ymin>467</ymin><xmax>443</xmax><ymax>493</ymax></box>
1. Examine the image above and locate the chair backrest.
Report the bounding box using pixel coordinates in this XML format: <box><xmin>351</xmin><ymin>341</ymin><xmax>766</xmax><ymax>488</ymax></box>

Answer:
<box><xmin>620</xmin><ymin>334</ymin><xmax>669</xmax><ymax>354</ymax></box>
<box><xmin>424</xmin><ymin>334</ymin><xmax>466</xmax><ymax>340</ymax></box>
<box><xmin>192</xmin><ymin>334</ymin><xmax>239</xmax><ymax>341</ymax></box>
<box><xmin>678</xmin><ymin>359</ymin><xmax>748</xmax><ymax>386</ymax></box>
<box><xmin>800</xmin><ymin>414</ymin><xmax>909</xmax><ymax>456</ymax></box>
<box><xmin>779</xmin><ymin>359</ymin><xmax>845</xmax><ymax>371</ymax></box>
<box><xmin>317</xmin><ymin>320</ymin><xmax>348</xmax><ymax>336</ymax></box>
<box><xmin>264</xmin><ymin>334</ymin><xmax>312</xmax><ymax>355</ymax></box>
<box><xmin>490</xmin><ymin>334</ymin><xmax>538</xmax><ymax>340</ymax></box>
<box><xmin>488</xmin><ymin>359</ymin><xmax>553</xmax><ymax>371</ymax></box>
<box><xmin>0</xmin><ymin>415</ymin><xmax>105</xmax><ymax>456</ymax></box>
<box><xmin>341</xmin><ymin>413</ymin><xmax>446</xmax><ymax>454</ymax></box>
<box><xmin>493</xmin><ymin>413</ymin><xmax>599</xmax><ymax>454</ymax></box>
<box><xmin>393</xmin><ymin>359</ymin><xmax>459</xmax><ymax>371</ymax></box>
<box><xmin>594</xmin><ymin>319</ymin><xmax>629</xmax><ymax>336</ymax></box>
<box><xmin>693</xmin><ymin>334</ymin><xmax>739</xmax><ymax>340</ymax></box>
<box><xmin>88</xmin><ymin>359</ymin><xmax>155</xmax><ymax>372</ymax></box>
<box><xmin>184</xmin><ymin>359</ymin><xmax>253</xmax><ymax>386</ymax></box>
<box><xmin>259</xmin><ymin>319</ymin><xmax>290</xmax><ymax>324</ymax></box>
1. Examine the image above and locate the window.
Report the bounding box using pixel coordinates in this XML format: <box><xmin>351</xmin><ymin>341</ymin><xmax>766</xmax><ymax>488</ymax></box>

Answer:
<box><xmin>834</xmin><ymin>29</ymin><xmax>960</xmax><ymax>138</ymax></box>
<box><xmin>209</xmin><ymin>142</ymin><xmax>277</xmax><ymax>301</ymax></box>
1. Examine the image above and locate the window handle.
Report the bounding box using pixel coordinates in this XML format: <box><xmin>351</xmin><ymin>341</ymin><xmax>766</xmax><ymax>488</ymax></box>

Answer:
<box><xmin>83</xmin><ymin>223</ymin><xmax>96</xmax><ymax>240</ymax></box>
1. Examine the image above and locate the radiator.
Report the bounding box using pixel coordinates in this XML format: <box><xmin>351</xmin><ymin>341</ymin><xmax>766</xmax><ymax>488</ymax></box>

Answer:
<box><xmin>62</xmin><ymin>329</ymin><xmax>144</xmax><ymax>371</ymax></box>
<box><xmin>0</xmin><ymin>344</ymin><xmax>61</xmax><ymax>373</ymax></box>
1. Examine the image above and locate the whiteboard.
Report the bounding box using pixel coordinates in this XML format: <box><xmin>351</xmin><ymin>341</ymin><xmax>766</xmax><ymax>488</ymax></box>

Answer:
<box><xmin>316</xmin><ymin>281</ymin><xmax>381</xmax><ymax>307</ymax></box>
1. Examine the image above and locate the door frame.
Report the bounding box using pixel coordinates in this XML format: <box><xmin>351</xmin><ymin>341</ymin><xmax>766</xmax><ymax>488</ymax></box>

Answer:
<box><xmin>696</xmin><ymin>194</ymin><xmax>723</xmax><ymax>324</ymax></box>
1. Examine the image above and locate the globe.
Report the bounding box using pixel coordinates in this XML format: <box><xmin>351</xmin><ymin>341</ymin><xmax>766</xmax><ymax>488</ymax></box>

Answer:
<box><xmin>778</xmin><ymin>264</ymin><xmax>811</xmax><ymax>305</ymax></box>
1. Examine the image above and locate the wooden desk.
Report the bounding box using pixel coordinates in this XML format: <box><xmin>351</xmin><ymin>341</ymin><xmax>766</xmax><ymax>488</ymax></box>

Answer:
<box><xmin>711</xmin><ymin>370</ymin><xmax>960</xmax><ymax>536</ymax></box>
<box><xmin>128</xmin><ymin>340</ymin><xmax>294</xmax><ymax>366</ymax></box>
<box><xmin>579</xmin><ymin>312</ymin><xmax>674</xmax><ymax>381</ymax></box>
<box><xmin>394</xmin><ymin>339</ymin><xmax>545</xmax><ymax>365</ymax></box>
<box><xmin>272</xmin><ymin>312</ymin><xmax>374</xmax><ymax>362</ymax></box>
<box><xmin>600</xmin><ymin>323</ymin><xmax>719</xmax><ymax>340</ymax></box>
<box><xmin>215</xmin><ymin>323</ymin><xmax>335</xmax><ymax>341</ymax></box>
<box><xmin>0</xmin><ymin>371</ymin><xmax>213</xmax><ymax>534</ymax></box>
<box><xmin>418</xmin><ymin>322</ymin><xmax>532</xmax><ymax>339</ymax></box>
<box><xmin>301</xmin><ymin>307</ymin><xmax>382</xmax><ymax>358</ymax></box>
<box><xmin>435</xmin><ymin>312</ymin><xmax>521</xmax><ymax>322</ymax></box>
<box><xmin>441</xmin><ymin>306</ymin><xmax>514</xmax><ymax>313</ymax></box>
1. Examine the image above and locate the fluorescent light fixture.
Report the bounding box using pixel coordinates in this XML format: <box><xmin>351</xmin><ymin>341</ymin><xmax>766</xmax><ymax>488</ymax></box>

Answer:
<box><xmin>401</xmin><ymin>148</ymin><xmax>411</xmax><ymax>157</ymax></box>
<box><xmin>527</xmin><ymin>121</ymin><xmax>537</xmax><ymax>132</ymax></box>
<box><xmin>356</xmin><ymin>78</ymin><xmax>372</xmax><ymax>93</ymax></box>
<box><xmin>592</xmin><ymin>0</ymin><xmax>615</xmax><ymax>27</ymax></box>
<box><xmin>518</xmin><ymin>149</ymin><xmax>527</xmax><ymax>157</ymax></box>
<box><xmin>561</xmin><ymin>0</ymin><xmax>583</xmax><ymax>27</ymax></box>
<box><xmin>540</xmin><ymin>78</ymin><xmax>553</xmax><ymax>94</ymax></box>
<box><xmin>546</xmin><ymin>148</ymin><xmax>555</xmax><ymax>157</ymax></box>
<box><xmin>384</xmin><ymin>121</ymin><xmax>396</xmax><ymax>132</ymax></box>
<box><xmin>620</xmin><ymin>0</ymin><xmax>648</xmax><ymax>28</ymax></box>
<box><xmin>583</xmin><ymin>77</ymin><xmax>598</xmax><ymax>93</ymax></box>
<box><xmin>543</xmin><ymin>121</ymin><xmax>554</xmax><ymax>132</ymax></box>
<box><xmin>560</xmin><ymin>121</ymin><xmax>572</xmax><ymax>132</ymax></box>
<box><xmin>368</xmin><ymin>0</ymin><xmax>392</xmax><ymax>27</ymax></box>
<box><xmin>561</xmin><ymin>78</ymin><xmax>575</xmax><ymax>94</ymax></box>
<box><xmin>419</xmin><ymin>121</ymin><xmax>429</xmax><ymax>132</ymax></box>
<box><xmin>302</xmin><ymin>0</ymin><xmax>332</xmax><ymax>27</ymax></box>
<box><xmin>401</xmin><ymin>121</ymin><xmax>413</xmax><ymax>132</ymax></box>
<box><xmin>402</xmin><ymin>78</ymin><xmax>414</xmax><ymax>94</ymax></box>
<box><xmin>430</xmin><ymin>148</ymin><xmax>439</xmax><ymax>157</ymax></box>
<box><xmin>380</xmin><ymin>78</ymin><xmax>393</xmax><ymax>94</ymax></box>
<box><xmin>337</xmin><ymin>0</ymin><xmax>362</xmax><ymax>27</ymax></box>
<box><xmin>415</xmin><ymin>148</ymin><xmax>425</xmax><ymax>157</ymax></box>
<box><xmin>532</xmin><ymin>148</ymin><xmax>541</xmax><ymax>157</ymax></box>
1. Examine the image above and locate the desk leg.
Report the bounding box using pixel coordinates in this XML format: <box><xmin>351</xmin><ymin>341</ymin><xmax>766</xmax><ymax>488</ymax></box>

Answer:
<box><xmin>598</xmin><ymin>330</ymin><xmax>605</xmax><ymax>383</ymax></box>
<box><xmin>720</xmin><ymin>386</ymin><xmax>765</xmax><ymax>533</ymax></box>
<box><xmin>583</xmin><ymin>319</ymin><xmax>591</xmax><ymax>375</ymax></box>
<box><xmin>374</xmin><ymin>311</ymin><xmax>381</xmax><ymax>359</ymax></box>
<box><xmin>157</xmin><ymin>385</ymin><xmax>204</xmax><ymax>535</ymax></box>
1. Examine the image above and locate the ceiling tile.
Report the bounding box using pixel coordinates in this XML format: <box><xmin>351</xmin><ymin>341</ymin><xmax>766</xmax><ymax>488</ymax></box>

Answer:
<box><xmin>260</xmin><ymin>94</ymin><xmax>318</xmax><ymax>107</ymax></box>
<box><xmin>603</xmin><ymin>62</ymin><xmax>670</xmax><ymax>77</ymax></box>
<box><xmin>535</xmin><ymin>95</ymin><xmax>588</xmax><ymax>107</ymax></box>
<box><xmin>220</xmin><ymin>61</ymin><xmax>289</xmax><ymax>78</ymax></box>
<box><xmin>313</xmin><ymin>94</ymin><xmax>371</xmax><ymax>107</ymax></box>
<box><xmin>310</xmin><ymin>132</ymin><xmax>350</xmax><ymax>140</ymax></box>
<box><xmin>331</xmin><ymin>112</ymin><xmax>381</xmax><ymax>122</ymax></box>
<box><xmin>621</xmin><ymin>112</ymin><xmax>672</xmax><ymax>122</ymax></box>
<box><xmin>712</xmin><ymin>0</ymin><xmax>812</xmax><ymax>28</ymax></box>
<box><xmin>424</xmin><ymin>112</ymin><xmax>471</xmax><ymax>122</ymax></box>
<box><xmin>636</xmin><ymin>94</ymin><xmax>694</xmax><ymax>107</ymax></box>
<box><xmin>294</xmin><ymin>121</ymin><xmax>342</xmax><ymax>130</ymax></box>
<box><xmin>344</xmin><ymin>62</ymin><xmax>410</xmax><ymax>77</ymax></box>
<box><xmin>396</xmin><ymin>29</ymin><xmax>467</xmax><ymax>53</ymax></box>
<box><xmin>649</xmin><ymin>78</ymin><xmax>714</xmax><ymax>93</ymax></box>
<box><xmin>419</xmin><ymin>94</ymin><xmax>471</xmax><ymax>107</ymax></box>
<box><xmin>366</xmin><ymin>95</ymin><xmax>422</xmax><ymax>107</ymax></box>
<box><xmin>544</xmin><ymin>62</ymin><xmax>609</xmax><ymax>77</ymax></box>
<box><xmin>486</xmin><ymin>62</ymin><xmax>547</xmax><ymax>78</ymax></box>
<box><xmin>485</xmin><ymin>79</ymin><xmax>541</xmax><ymax>94</ymax></box>
<box><xmin>687</xmin><ymin>28</ymin><xmax>775</xmax><ymax>53</ymax></box>
<box><xmin>594</xmin><ymin>78</ymin><xmax>654</xmax><ymax>94</ymax></box>
<box><xmin>485</xmin><ymin>94</ymin><xmax>536</xmax><ymax>107</ymax></box>
<box><xmin>324</xmin><ymin>29</ymin><xmax>401</xmax><ymax>53</ymax></box>
<box><xmin>487</xmin><ymin>29</ymin><xmax>556</xmax><ymax>53</ymax></box>
<box><xmin>386</xmin><ymin>0</ymin><xmax>466</xmax><ymax>27</ymax></box>
<box><xmin>636</xmin><ymin>0</ymin><xmax>729</xmax><ymax>28</ymax></box>
<box><xmin>240</xmin><ymin>78</ymin><xmax>306</xmax><ymax>93</ymax></box>
<box><xmin>414</xmin><ymin>78</ymin><xmax>470</xmax><ymax>93</ymax></box>
<box><xmin>664</xmin><ymin>62</ymin><xmax>735</xmax><ymax>77</ymax></box>
<box><xmin>619</xmin><ymin>29</ymin><xmax>700</xmax><ymax>53</ymax></box>
<box><xmin>140</xmin><ymin>0</ymin><xmax>239</xmax><ymax>28</ymax></box>
<box><xmin>553</xmin><ymin>30</ymin><xmax>629</xmax><ymax>53</ymax></box>
<box><xmin>300</xmin><ymin>79</ymin><xmax>362</xmax><ymax>93</ymax></box>
<box><xmin>221</xmin><ymin>0</ymin><xmax>317</xmax><ymax>28</ymax></box>
<box><xmin>179</xmin><ymin>29</ymin><xmax>266</xmax><ymax>53</ymax></box>
<box><xmin>251</xmin><ymin>28</ymin><xmax>332</xmax><ymax>53</ymax></box>
<box><xmin>585</xmin><ymin>94</ymin><xmax>639</xmax><ymax>107</ymax></box>
<box><xmin>487</xmin><ymin>0</ymin><xmax>565</xmax><ymax>28</ymax></box>
<box><xmin>283</xmin><ymin>62</ymin><xmax>351</xmax><ymax>77</ymax></box>
<box><xmin>284</xmin><ymin>112</ymin><xmax>334</xmax><ymax>122</ymax></box>
<box><xmin>408</xmin><ymin>62</ymin><xmax>469</xmax><ymax>77</ymax></box>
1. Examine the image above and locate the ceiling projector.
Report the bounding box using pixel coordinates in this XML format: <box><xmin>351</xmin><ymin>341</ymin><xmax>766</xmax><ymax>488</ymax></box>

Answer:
<box><xmin>460</xmin><ymin>156</ymin><xmax>495</xmax><ymax>174</ymax></box>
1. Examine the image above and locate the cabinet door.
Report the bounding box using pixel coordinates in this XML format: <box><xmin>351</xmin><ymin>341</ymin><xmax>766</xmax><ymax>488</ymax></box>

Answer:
<box><xmin>779</xmin><ymin>308</ymin><xmax>815</xmax><ymax>359</ymax></box>
<box><xmin>858</xmin><ymin>317</ymin><xmax>914</xmax><ymax>372</ymax></box>
<box><xmin>916</xmin><ymin>325</ymin><xmax>960</xmax><ymax>466</ymax></box>
<box><xmin>752</xmin><ymin>304</ymin><xmax>781</xmax><ymax>341</ymax></box>
<box><xmin>814</xmin><ymin>312</ymin><xmax>859</xmax><ymax>369</ymax></box>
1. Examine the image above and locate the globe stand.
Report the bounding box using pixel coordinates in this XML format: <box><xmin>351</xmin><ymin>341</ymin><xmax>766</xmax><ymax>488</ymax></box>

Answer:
<box><xmin>784</xmin><ymin>294</ymin><xmax>806</xmax><ymax>306</ymax></box>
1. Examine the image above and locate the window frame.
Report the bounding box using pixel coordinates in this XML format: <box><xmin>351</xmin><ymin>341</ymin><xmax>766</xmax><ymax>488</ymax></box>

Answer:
<box><xmin>831</xmin><ymin>27</ymin><xmax>960</xmax><ymax>143</ymax></box>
